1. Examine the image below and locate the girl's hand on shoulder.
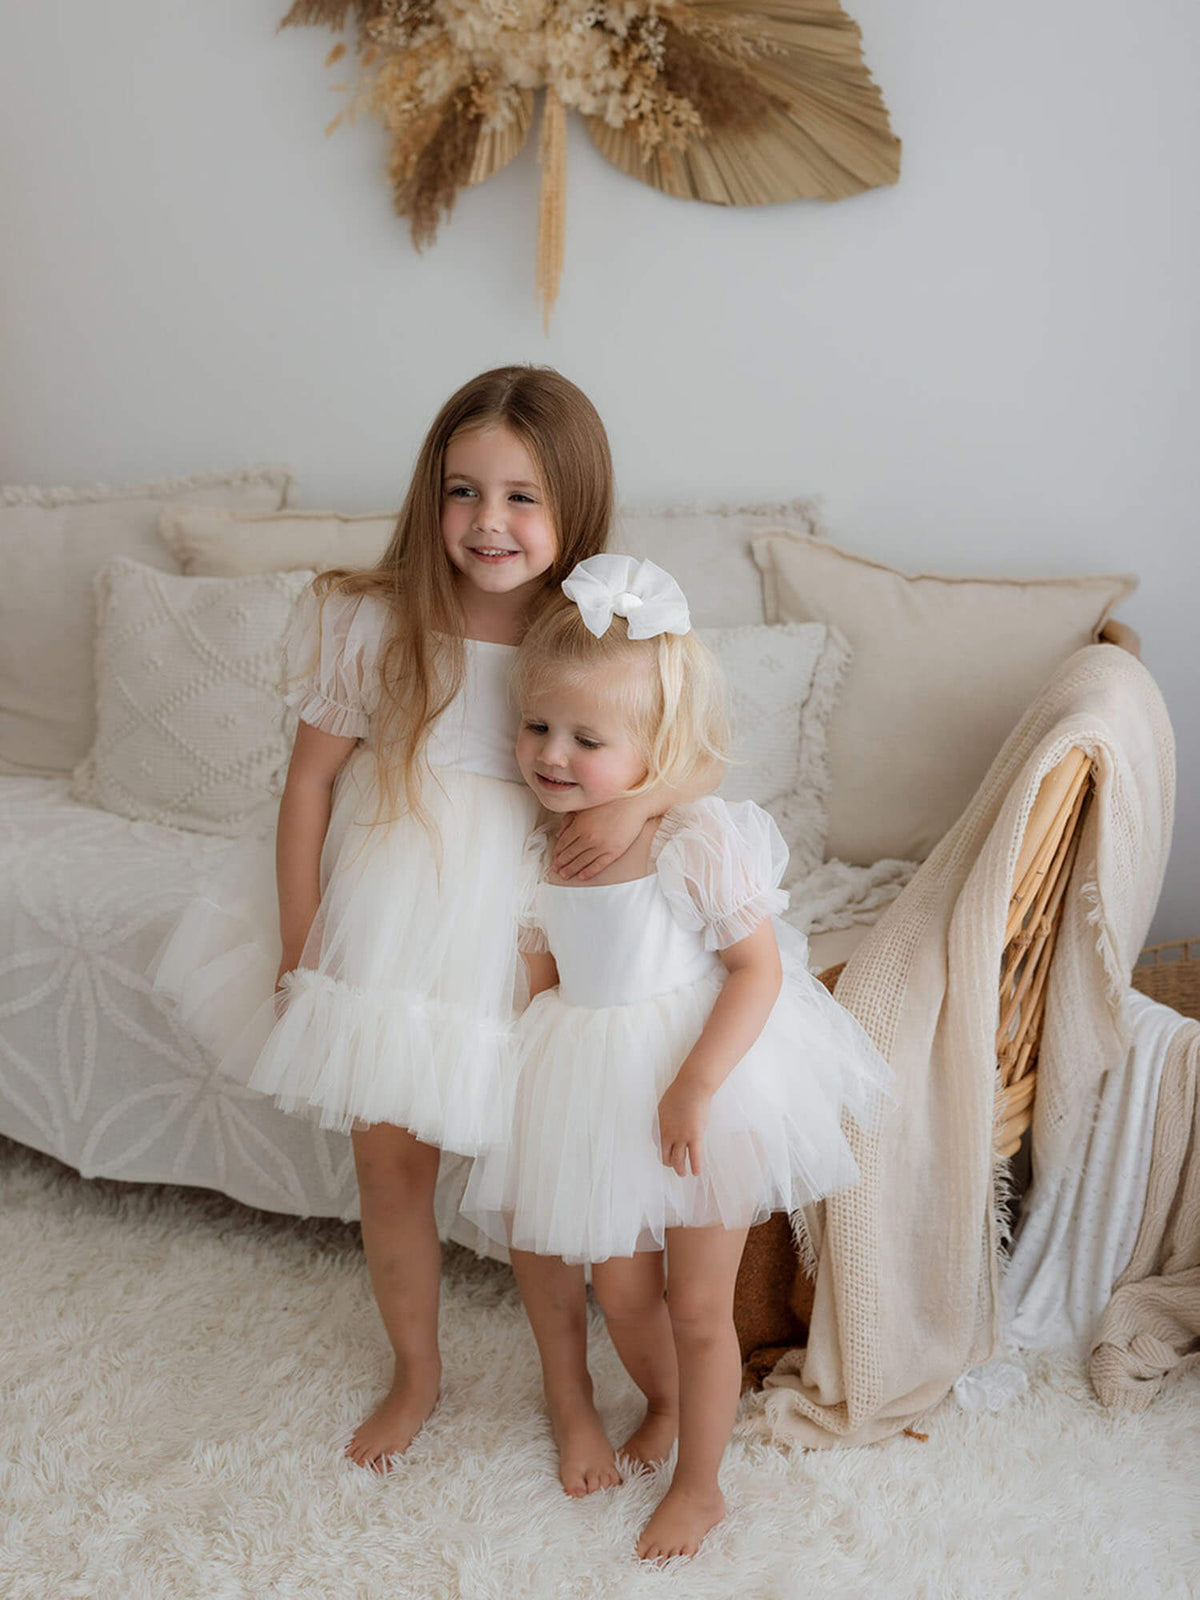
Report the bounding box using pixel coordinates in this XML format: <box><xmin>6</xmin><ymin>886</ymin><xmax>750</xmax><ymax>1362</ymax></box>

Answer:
<box><xmin>656</xmin><ymin>1080</ymin><xmax>713</xmax><ymax>1178</ymax></box>
<box><xmin>551</xmin><ymin>796</ymin><xmax>651</xmax><ymax>880</ymax></box>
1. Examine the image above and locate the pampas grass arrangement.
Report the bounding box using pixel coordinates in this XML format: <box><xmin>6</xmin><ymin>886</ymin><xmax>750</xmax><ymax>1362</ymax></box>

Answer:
<box><xmin>282</xmin><ymin>1</ymin><xmax>901</xmax><ymax>322</ymax></box>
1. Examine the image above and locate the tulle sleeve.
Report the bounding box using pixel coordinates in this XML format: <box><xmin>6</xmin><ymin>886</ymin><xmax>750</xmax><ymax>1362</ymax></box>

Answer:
<box><xmin>281</xmin><ymin>584</ymin><xmax>386</xmax><ymax>740</ymax></box>
<box><xmin>652</xmin><ymin>797</ymin><xmax>790</xmax><ymax>951</ymax></box>
<box><xmin>517</xmin><ymin>827</ymin><xmax>553</xmax><ymax>954</ymax></box>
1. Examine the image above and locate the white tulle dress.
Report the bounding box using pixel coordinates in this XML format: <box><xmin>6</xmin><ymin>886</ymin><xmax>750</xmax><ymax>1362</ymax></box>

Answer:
<box><xmin>461</xmin><ymin>798</ymin><xmax>893</xmax><ymax>1263</ymax></box>
<box><xmin>154</xmin><ymin>585</ymin><xmax>538</xmax><ymax>1155</ymax></box>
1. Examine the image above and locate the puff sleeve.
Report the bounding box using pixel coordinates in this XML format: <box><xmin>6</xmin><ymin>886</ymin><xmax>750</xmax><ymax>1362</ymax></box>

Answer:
<box><xmin>282</xmin><ymin>584</ymin><xmax>386</xmax><ymax>740</ymax></box>
<box><xmin>517</xmin><ymin>827</ymin><xmax>553</xmax><ymax>954</ymax></box>
<box><xmin>653</xmin><ymin>797</ymin><xmax>790</xmax><ymax>951</ymax></box>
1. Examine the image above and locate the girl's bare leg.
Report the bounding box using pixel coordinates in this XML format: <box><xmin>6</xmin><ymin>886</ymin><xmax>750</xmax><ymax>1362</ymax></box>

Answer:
<box><xmin>590</xmin><ymin>1252</ymin><xmax>679</xmax><ymax>1469</ymax></box>
<box><xmin>510</xmin><ymin>1249</ymin><xmax>621</xmax><ymax>1496</ymax></box>
<box><xmin>637</xmin><ymin>1225</ymin><xmax>749</xmax><ymax>1562</ymax></box>
<box><xmin>347</xmin><ymin>1122</ymin><xmax>443</xmax><ymax>1470</ymax></box>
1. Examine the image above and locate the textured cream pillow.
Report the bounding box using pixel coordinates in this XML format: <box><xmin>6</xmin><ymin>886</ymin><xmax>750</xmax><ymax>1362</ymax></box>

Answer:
<box><xmin>702</xmin><ymin>621</ymin><xmax>851</xmax><ymax>876</ymax></box>
<box><xmin>159</xmin><ymin>504</ymin><xmax>397</xmax><ymax>577</ymax></box>
<box><xmin>73</xmin><ymin>560</ymin><xmax>314</xmax><ymax>838</ymax></box>
<box><xmin>753</xmin><ymin>533</ymin><xmax>1137</xmax><ymax>864</ymax></box>
<box><xmin>615</xmin><ymin>499</ymin><xmax>823</xmax><ymax>627</ymax></box>
<box><xmin>0</xmin><ymin>467</ymin><xmax>292</xmax><ymax>777</ymax></box>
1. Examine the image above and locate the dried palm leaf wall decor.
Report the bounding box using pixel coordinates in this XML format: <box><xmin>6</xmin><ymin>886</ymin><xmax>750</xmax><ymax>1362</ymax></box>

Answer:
<box><xmin>282</xmin><ymin>1</ymin><xmax>901</xmax><ymax>325</ymax></box>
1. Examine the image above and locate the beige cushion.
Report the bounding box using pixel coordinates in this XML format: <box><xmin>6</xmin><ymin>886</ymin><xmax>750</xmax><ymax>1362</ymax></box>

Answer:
<box><xmin>615</xmin><ymin>499</ymin><xmax>823</xmax><ymax>628</ymax></box>
<box><xmin>159</xmin><ymin>504</ymin><xmax>397</xmax><ymax>577</ymax></box>
<box><xmin>72</xmin><ymin>560</ymin><xmax>314</xmax><ymax>838</ymax></box>
<box><xmin>702</xmin><ymin>621</ymin><xmax>850</xmax><ymax>876</ymax></box>
<box><xmin>1</xmin><ymin>467</ymin><xmax>292</xmax><ymax>777</ymax></box>
<box><xmin>753</xmin><ymin>533</ymin><xmax>1137</xmax><ymax>864</ymax></box>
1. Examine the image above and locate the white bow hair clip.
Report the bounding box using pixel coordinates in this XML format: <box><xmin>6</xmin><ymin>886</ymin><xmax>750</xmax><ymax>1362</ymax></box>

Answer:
<box><xmin>561</xmin><ymin>554</ymin><xmax>691</xmax><ymax>641</ymax></box>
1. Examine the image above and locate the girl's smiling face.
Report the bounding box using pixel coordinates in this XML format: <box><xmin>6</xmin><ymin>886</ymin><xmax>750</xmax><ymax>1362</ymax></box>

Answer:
<box><xmin>441</xmin><ymin>424</ymin><xmax>558</xmax><ymax>600</ymax></box>
<box><xmin>517</xmin><ymin>679</ymin><xmax>648</xmax><ymax>812</ymax></box>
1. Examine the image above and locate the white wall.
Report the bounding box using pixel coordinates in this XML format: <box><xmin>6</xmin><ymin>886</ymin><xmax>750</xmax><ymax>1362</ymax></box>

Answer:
<box><xmin>2</xmin><ymin>1</ymin><xmax>1196</xmax><ymax>940</ymax></box>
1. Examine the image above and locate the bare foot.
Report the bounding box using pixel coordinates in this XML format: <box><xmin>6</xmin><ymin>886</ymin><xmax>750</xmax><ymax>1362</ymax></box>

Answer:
<box><xmin>637</xmin><ymin>1484</ymin><xmax>726</xmax><ymax>1562</ymax></box>
<box><xmin>619</xmin><ymin>1404</ymin><xmax>678</xmax><ymax>1472</ymax></box>
<box><xmin>549</xmin><ymin>1400</ymin><xmax>622</xmax><ymax>1497</ymax></box>
<box><xmin>345</xmin><ymin>1363</ymin><xmax>441</xmax><ymax>1472</ymax></box>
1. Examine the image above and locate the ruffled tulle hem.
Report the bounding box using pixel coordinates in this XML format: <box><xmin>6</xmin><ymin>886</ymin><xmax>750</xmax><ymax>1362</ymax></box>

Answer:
<box><xmin>152</xmin><ymin>759</ymin><xmax>537</xmax><ymax>1153</ymax></box>
<box><xmin>461</xmin><ymin>954</ymin><xmax>891</xmax><ymax>1263</ymax></box>
<box><xmin>465</xmin><ymin>1140</ymin><xmax>861</xmax><ymax>1264</ymax></box>
<box><xmin>240</xmin><ymin>968</ymin><xmax>513</xmax><ymax>1152</ymax></box>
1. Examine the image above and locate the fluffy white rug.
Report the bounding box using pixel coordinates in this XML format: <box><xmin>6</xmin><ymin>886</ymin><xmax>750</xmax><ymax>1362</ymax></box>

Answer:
<box><xmin>2</xmin><ymin>1137</ymin><xmax>1196</xmax><ymax>1600</ymax></box>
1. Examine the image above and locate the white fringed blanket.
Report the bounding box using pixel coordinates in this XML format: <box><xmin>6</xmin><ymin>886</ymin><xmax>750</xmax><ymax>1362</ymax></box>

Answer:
<box><xmin>1090</xmin><ymin>1015</ymin><xmax>1200</xmax><ymax>1411</ymax></box>
<box><xmin>752</xmin><ymin>644</ymin><xmax>1175</xmax><ymax>1445</ymax></box>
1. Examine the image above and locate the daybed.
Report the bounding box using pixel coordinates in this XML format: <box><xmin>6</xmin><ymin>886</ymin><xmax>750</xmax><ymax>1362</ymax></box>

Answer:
<box><xmin>0</xmin><ymin>470</ymin><xmax>1145</xmax><ymax>1379</ymax></box>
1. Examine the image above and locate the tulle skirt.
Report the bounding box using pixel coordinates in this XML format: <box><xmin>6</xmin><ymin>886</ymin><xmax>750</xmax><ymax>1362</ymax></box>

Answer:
<box><xmin>461</xmin><ymin>926</ymin><xmax>892</xmax><ymax>1263</ymax></box>
<box><xmin>154</xmin><ymin>747</ymin><xmax>539</xmax><ymax>1155</ymax></box>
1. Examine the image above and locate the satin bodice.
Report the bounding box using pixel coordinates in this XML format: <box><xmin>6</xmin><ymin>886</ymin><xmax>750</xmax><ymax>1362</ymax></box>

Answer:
<box><xmin>537</xmin><ymin>875</ymin><xmax>722</xmax><ymax>1009</ymax></box>
<box><xmin>424</xmin><ymin>639</ymin><xmax>522</xmax><ymax>784</ymax></box>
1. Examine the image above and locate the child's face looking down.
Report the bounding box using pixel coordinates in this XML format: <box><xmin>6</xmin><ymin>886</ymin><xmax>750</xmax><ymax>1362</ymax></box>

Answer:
<box><xmin>517</xmin><ymin>681</ymin><xmax>648</xmax><ymax>812</ymax></box>
<box><xmin>441</xmin><ymin>424</ymin><xmax>557</xmax><ymax>598</ymax></box>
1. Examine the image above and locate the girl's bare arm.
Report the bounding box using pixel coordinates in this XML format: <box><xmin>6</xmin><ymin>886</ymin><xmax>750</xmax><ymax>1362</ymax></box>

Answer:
<box><xmin>522</xmin><ymin>949</ymin><xmax>560</xmax><ymax>1000</ymax></box>
<box><xmin>656</xmin><ymin>919</ymin><xmax>782</xmax><ymax>1177</ymax></box>
<box><xmin>275</xmin><ymin>721</ymin><xmax>359</xmax><ymax>984</ymax></box>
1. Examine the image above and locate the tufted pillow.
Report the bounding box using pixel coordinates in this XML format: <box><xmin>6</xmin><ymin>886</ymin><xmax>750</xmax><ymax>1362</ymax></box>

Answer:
<box><xmin>0</xmin><ymin>466</ymin><xmax>292</xmax><ymax>777</ymax></box>
<box><xmin>700</xmin><ymin>621</ymin><xmax>851</xmax><ymax>877</ymax></box>
<box><xmin>72</xmin><ymin>560</ymin><xmax>314</xmax><ymax>838</ymax></box>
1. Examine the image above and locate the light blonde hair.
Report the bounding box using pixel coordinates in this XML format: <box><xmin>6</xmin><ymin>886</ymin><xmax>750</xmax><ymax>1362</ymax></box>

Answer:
<box><xmin>514</xmin><ymin>593</ymin><xmax>728</xmax><ymax>796</ymax></box>
<box><xmin>315</xmin><ymin>366</ymin><xmax>614</xmax><ymax>822</ymax></box>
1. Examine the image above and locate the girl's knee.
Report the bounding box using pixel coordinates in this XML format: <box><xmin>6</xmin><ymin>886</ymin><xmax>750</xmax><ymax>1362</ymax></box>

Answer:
<box><xmin>593</xmin><ymin>1265</ymin><xmax>664</xmax><ymax>1325</ymax></box>
<box><xmin>665</xmin><ymin>1282</ymin><xmax>731</xmax><ymax>1339</ymax></box>
<box><xmin>354</xmin><ymin>1133</ymin><xmax>438</xmax><ymax>1207</ymax></box>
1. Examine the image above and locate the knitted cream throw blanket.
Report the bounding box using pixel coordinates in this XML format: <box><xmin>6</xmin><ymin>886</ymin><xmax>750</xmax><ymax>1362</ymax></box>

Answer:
<box><xmin>754</xmin><ymin>644</ymin><xmax>1175</xmax><ymax>1446</ymax></box>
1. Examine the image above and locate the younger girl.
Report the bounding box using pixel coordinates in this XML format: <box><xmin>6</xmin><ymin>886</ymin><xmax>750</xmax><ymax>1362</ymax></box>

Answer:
<box><xmin>463</xmin><ymin>555</ymin><xmax>892</xmax><ymax>1560</ymax></box>
<box><xmin>157</xmin><ymin>369</ymin><xmax>663</xmax><ymax>1470</ymax></box>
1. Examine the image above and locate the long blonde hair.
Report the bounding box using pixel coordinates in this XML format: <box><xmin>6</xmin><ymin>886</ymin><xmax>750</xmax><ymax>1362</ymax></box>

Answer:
<box><xmin>514</xmin><ymin>594</ymin><xmax>729</xmax><ymax>797</ymax></box>
<box><xmin>317</xmin><ymin>366</ymin><xmax>614</xmax><ymax>819</ymax></box>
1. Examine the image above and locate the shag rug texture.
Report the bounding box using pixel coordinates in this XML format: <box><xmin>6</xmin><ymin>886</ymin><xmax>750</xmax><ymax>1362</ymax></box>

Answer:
<box><xmin>2</xmin><ymin>1138</ymin><xmax>1197</xmax><ymax>1600</ymax></box>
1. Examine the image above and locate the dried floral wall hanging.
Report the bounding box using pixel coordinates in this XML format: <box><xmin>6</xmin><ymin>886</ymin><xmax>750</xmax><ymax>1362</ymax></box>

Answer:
<box><xmin>282</xmin><ymin>1</ymin><xmax>901</xmax><ymax>325</ymax></box>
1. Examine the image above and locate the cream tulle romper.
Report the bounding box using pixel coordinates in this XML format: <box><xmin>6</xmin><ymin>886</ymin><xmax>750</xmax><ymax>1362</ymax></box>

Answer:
<box><xmin>462</xmin><ymin>797</ymin><xmax>893</xmax><ymax>1263</ymax></box>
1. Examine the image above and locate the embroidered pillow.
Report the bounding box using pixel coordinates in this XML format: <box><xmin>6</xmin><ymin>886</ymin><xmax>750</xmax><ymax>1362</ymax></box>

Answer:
<box><xmin>72</xmin><ymin>560</ymin><xmax>313</xmax><ymax>838</ymax></box>
<box><xmin>700</xmin><ymin>621</ymin><xmax>851</xmax><ymax>877</ymax></box>
<box><xmin>0</xmin><ymin>466</ymin><xmax>292</xmax><ymax>776</ymax></box>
